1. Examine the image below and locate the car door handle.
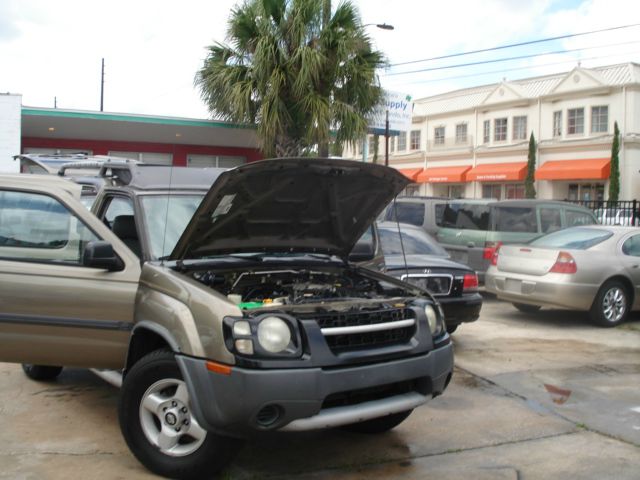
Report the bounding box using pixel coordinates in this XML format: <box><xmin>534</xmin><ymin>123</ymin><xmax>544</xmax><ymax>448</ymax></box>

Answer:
<box><xmin>632</xmin><ymin>264</ymin><xmax>639</xmax><ymax>269</ymax></box>
<box><xmin>467</xmin><ymin>242</ymin><xmax>475</xmax><ymax>248</ymax></box>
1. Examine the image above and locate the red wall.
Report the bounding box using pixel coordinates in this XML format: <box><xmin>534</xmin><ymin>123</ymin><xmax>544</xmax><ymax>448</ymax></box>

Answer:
<box><xmin>21</xmin><ymin>137</ymin><xmax>263</xmax><ymax>165</ymax></box>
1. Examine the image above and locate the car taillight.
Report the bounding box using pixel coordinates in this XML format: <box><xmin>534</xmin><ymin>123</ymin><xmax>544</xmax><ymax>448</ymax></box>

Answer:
<box><xmin>483</xmin><ymin>241</ymin><xmax>503</xmax><ymax>260</ymax></box>
<box><xmin>463</xmin><ymin>273</ymin><xmax>479</xmax><ymax>292</ymax></box>
<box><xmin>490</xmin><ymin>244</ymin><xmax>501</xmax><ymax>266</ymax></box>
<box><xmin>549</xmin><ymin>251</ymin><xmax>577</xmax><ymax>274</ymax></box>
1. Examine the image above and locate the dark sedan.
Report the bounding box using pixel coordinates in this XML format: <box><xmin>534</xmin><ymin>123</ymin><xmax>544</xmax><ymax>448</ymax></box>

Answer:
<box><xmin>378</xmin><ymin>221</ymin><xmax>483</xmax><ymax>333</ymax></box>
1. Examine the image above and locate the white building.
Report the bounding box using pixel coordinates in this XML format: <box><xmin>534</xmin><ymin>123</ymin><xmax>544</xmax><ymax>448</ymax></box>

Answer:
<box><xmin>346</xmin><ymin>63</ymin><xmax>640</xmax><ymax>202</ymax></box>
<box><xmin>0</xmin><ymin>93</ymin><xmax>22</xmax><ymax>172</ymax></box>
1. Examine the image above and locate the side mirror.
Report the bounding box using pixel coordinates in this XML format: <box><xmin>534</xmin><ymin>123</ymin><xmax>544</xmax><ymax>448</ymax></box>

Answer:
<box><xmin>349</xmin><ymin>240</ymin><xmax>375</xmax><ymax>263</ymax></box>
<box><xmin>83</xmin><ymin>241</ymin><xmax>124</xmax><ymax>271</ymax></box>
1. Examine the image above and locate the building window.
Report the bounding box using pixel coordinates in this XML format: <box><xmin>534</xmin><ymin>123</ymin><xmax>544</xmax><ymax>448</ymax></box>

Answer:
<box><xmin>553</xmin><ymin>111</ymin><xmax>562</xmax><ymax>137</ymax></box>
<box><xmin>482</xmin><ymin>184</ymin><xmax>502</xmax><ymax>200</ymax></box>
<box><xmin>591</xmin><ymin>106</ymin><xmax>608</xmax><ymax>133</ymax></box>
<box><xmin>567</xmin><ymin>183</ymin><xmax>604</xmax><ymax>202</ymax></box>
<box><xmin>513</xmin><ymin>116</ymin><xmax>527</xmax><ymax>140</ymax></box>
<box><xmin>505</xmin><ymin>183</ymin><xmax>525</xmax><ymax>199</ymax></box>
<box><xmin>397</xmin><ymin>132</ymin><xmax>406</xmax><ymax>151</ymax></box>
<box><xmin>455</xmin><ymin>124</ymin><xmax>467</xmax><ymax>144</ymax></box>
<box><xmin>410</xmin><ymin>130</ymin><xmax>421</xmax><ymax>150</ymax></box>
<box><xmin>448</xmin><ymin>184</ymin><xmax>465</xmax><ymax>198</ymax></box>
<box><xmin>567</xmin><ymin>108</ymin><xmax>584</xmax><ymax>135</ymax></box>
<box><xmin>494</xmin><ymin>118</ymin><xmax>507</xmax><ymax>141</ymax></box>
<box><xmin>434</xmin><ymin>126</ymin><xmax>445</xmax><ymax>145</ymax></box>
<box><xmin>483</xmin><ymin>120</ymin><xmax>490</xmax><ymax>144</ymax></box>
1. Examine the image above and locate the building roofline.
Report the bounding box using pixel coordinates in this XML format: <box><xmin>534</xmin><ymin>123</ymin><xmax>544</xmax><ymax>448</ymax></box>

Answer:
<box><xmin>414</xmin><ymin>61</ymin><xmax>640</xmax><ymax>104</ymax></box>
<box><xmin>21</xmin><ymin>106</ymin><xmax>256</xmax><ymax>130</ymax></box>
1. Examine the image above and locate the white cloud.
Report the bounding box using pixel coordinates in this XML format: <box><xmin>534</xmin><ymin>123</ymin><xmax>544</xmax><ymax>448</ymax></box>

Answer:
<box><xmin>1</xmin><ymin>0</ymin><xmax>638</xmax><ymax>118</ymax></box>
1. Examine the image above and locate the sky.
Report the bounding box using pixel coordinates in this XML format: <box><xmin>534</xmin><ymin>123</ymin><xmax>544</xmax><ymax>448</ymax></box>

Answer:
<box><xmin>1</xmin><ymin>0</ymin><xmax>639</xmax><ymax>119</ymax></box>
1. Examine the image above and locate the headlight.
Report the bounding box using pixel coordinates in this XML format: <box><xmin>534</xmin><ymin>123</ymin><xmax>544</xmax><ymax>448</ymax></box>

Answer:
<box><xmin>257</xmin><ymin>316</ymin><xmax>292</xmax><ymax>353</ymax></box>
<box><xmin>224</xmin><ymin>314</ymin><xmax>302</xmax><ymax>358</ymax></box>
<box><xmin>425</xmin><ymin>304</ymin><xmax>445</xmax><ymax>337</ymax></box>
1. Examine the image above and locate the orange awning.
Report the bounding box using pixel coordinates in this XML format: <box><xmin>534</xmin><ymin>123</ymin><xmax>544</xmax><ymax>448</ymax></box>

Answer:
<box><xmin>398</xmin><ymin>168</ymin><xmax>423</xmax><ymax>182</ymax></box>
<box><xmin>417</xmin><ymin>165</ymin><xmax>471</xmax><ymax>183</ymax></box>
<box><xmin>535</xmin><ymin>158</ymin><xmax>611</xmax><ymax>180</ymax></box>
<box><xmin>467</xmin><ymin>162</ymin><xmax>527</xmax><ymax>182</ymax></box>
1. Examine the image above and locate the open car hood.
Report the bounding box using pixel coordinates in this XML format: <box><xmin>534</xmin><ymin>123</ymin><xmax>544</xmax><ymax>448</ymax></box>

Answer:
<box><xmin>170</xmin><ymin>158</ymin><xmax>409</xmax><ymax>260</ymax></box>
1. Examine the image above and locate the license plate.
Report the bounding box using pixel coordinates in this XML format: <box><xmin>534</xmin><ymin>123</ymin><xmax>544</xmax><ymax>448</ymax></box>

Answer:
<box><xmin>505</xmin><ymin>278</ymin><xmax>522</xmax><ymax>293</ymax></box>
<box><xmin>451</xmin><ymin>250</ymin><xmax>468</xmax><ymax>264</ymax></box>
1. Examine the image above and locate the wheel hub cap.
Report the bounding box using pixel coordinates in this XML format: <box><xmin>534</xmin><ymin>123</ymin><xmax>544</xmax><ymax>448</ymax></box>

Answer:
<box><xmin>139</xmin><ymin>378</ymin><xmax>207</xmax><ymax>457</ymax></box>
<box><xmin>603</xmin><ymin>287</ymin><xmax>625</xmax><ymax>322</ymax></box>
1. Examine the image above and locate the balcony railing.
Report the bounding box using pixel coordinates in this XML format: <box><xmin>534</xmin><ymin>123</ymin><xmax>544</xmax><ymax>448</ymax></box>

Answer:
<box><xmin>428</xmin><ymin>135</ymin><xmax>474</xmax><ymax>149</ymax></box>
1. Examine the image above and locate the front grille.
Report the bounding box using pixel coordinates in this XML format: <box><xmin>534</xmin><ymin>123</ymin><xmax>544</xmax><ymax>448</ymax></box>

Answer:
<box><xmin>302</xmin><ymin>307</ymin><xmax>416</xmax><ymax>353</ymax></box>
<box><xmin>402</xmin><ymin>274</ymin><xmax>453</xmax><ymax>296</ymax></box>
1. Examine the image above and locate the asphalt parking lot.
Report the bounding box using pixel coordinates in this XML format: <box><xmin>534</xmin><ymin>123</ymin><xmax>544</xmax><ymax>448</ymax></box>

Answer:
<box><xmin>1</xmin><ymin>295</ymin><xmax>639</xmax><ymax>479</ymax></box>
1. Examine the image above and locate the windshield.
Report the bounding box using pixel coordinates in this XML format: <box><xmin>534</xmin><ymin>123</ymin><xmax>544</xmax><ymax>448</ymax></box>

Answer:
<box><xmin>378</xmin><ymin>225</ymin><xmax>448</xmax><ymax>256</ymax></box>
<box><xmin>529</xmin><ymin>227</ymin><xmax>612</xmax><ymax>249</ymax></box>
<box><xmin>140</xmin><ymin>194</ymin><xmax>205</xmax><ymax>259</ymax></box>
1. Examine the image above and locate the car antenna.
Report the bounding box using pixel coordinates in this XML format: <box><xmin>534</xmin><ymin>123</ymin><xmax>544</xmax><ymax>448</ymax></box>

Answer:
<box><xmin>392</xmin><ymin>196</ymin><xmax>410</xmax><ymax>280</ymax></box>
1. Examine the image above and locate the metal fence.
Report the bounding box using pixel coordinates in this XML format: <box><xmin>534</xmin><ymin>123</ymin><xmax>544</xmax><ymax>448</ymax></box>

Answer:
<box><xmin>566</xmin><ymin>199</ymin><xmax>639</xmax><ymax>226</ymax></box>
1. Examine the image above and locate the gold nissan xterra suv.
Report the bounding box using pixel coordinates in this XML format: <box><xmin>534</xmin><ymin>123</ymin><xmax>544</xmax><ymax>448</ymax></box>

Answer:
<box><xmin>0</xmin><ymin>158</ymin><xmax>453</xmax><ymax>479</ymax></box>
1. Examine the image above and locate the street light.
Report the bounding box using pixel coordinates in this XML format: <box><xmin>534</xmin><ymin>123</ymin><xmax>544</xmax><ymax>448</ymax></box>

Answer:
<box><xmin>361</xmin><ymin>22</ymin><xmax>394</xmax><ymax>164</ymax></box>
<box><xmin>363</xmin><ymin>23</ymin><xmax>395</xmax><ymax>30</ymax></box>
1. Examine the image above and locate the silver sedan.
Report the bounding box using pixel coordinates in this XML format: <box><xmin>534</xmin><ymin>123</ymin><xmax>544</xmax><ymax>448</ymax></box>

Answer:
<box><xmin>485</xmin><ymin>225</ymin><xmax>640</xmax><ymax>327</ymax></box>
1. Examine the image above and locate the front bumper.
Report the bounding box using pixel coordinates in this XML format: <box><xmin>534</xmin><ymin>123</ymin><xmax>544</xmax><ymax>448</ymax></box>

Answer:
<box><xmin>437</xmin><ymin>293</ymin><xmax>483</xmax><ymax>326</ymax></box>
<box><xmin>177</xmin><ymin>342</ymin><xmax>453</xmax><ymax>438</ymax></box>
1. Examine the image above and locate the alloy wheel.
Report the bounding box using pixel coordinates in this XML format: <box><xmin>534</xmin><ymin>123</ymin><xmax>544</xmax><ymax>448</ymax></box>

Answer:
<box><xmin>602</xmin><ymin>286</ymin><xmax>626</xmax><ymax>323</ymax></box>
<box><xmin>139</xmin><ymin>378</ymin><xmax>207</xmax><ymax>457</ymax></box>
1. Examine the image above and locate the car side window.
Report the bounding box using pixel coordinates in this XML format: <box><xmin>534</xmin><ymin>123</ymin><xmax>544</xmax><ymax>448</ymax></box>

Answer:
<box><xmin>440</xmin><ymin>204</ymin><xmax>490</xmax><ymax>230</ymax></box>
<box><xmin>566</xmin><ymin>209</ymin><xmax>595</xmax><ymax>227</ymax></box>
<box><xmin>102</xmin><ymin>196</ymin><xmax>135</xmax><ymax>227</ymax></box>
<box><xmin>540</xmin><ymin>208</ymin><xmax>562</xmax><ymax>233</ymax></box>
<box><xmin>384</xmin><ymin>202</ymin><xmax>424</xmax><ymax>226</ymax></box>
<box><xmin>0</xmin><ymin>189</ymin><xmax>99</xmax><ymax>264</ymax></box>
<box><xmin>494</xmin><ymin>207</ymin><xmax>536</xmax><ymax>233</ymax></box>
<box><xmin>622</xmin><ymin>234</ymin><xmax>640</xmax><ymax>257</ymax></box>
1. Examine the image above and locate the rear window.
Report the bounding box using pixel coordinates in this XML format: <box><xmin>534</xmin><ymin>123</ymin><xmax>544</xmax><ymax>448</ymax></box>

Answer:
<box><xmin>493</xmin><ymin>206</ymin><xmax>537</xmax><ymax>233</ymax></box>
<box><xmin>530</xmin><ymin>227</ymin><xmax>612</xmax><ymax>249</ymax></box>
<box><xmin>566</xmin><ymin>209</ymin><xmax>596</xmax><ymax>227</ymax></box>
<box><xmin>378</xmin><ymin>226</ymin><xmax>448</xmax><ymax>256</ymax></box>
<box><xmin>384</xmin><ymin>202</ymin><xmax>424</xmax><ymax>226</ymax></box>
<box><xmin>438</xmin><ymin>203</ymin><xmax>490</xmax><ymax>230</ymax></box>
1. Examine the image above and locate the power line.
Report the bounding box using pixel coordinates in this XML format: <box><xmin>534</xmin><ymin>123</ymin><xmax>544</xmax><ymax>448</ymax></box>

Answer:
<box><xmin>390</xmin><ymin>23</ymin><xmax>640</xmax><ymax>67</ymax></box>
<box><xmin>384</xmin><ymin>40</ymin><xmax>640</xmax><ymax>77</ymax></box>
<box><xmin>384</xmin><ymin>50</ymin><xmax>640</xmax><ymax>87</ymax></box>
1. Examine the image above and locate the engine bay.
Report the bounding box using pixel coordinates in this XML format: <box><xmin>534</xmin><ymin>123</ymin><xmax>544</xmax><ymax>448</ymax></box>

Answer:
<box><xmin>190</xmin><ymin>266</ymin><xmax>411</xmax><ymax>310</ymax></box>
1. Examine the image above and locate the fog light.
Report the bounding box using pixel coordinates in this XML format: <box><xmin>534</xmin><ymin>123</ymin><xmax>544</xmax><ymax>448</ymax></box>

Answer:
<box><xmin>256</xmin><ymin>404</ymin><xmax>282</xmax><ymax>427</ymax></box>
<box><xmin>235</xmin><ymin>339</ymin><xmax>254</xmax><ymax>355</ymax></box>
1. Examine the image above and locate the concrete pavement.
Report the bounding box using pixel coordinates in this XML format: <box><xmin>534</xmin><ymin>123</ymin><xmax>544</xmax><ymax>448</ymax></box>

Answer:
<box><xmin>0</xmin><ymin>296</ymin><xmax>638</xmax><ymax>479</ymax></box>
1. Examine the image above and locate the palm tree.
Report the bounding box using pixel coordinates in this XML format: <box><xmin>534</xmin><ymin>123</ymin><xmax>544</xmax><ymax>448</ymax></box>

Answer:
<box><xmin>195</xmin><ymin>0</ymin><xmax>385</xmax><ymax>158</ymax></box>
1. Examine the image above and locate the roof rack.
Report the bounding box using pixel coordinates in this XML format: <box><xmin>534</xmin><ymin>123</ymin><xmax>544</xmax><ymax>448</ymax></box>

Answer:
<box><xmin>57</xmin><ymin>158</ymin><xmax>140</xmax><ymax>177</ymax></box>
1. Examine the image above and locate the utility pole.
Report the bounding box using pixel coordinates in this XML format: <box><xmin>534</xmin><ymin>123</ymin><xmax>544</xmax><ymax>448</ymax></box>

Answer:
<box><xmin>100</xmin><ymin>58</ymin><xmax>105</xmax><ymax>112</ymax></box>
<box><xmin>385</xmin><ymin>110</ymin><xmax>389</xmax><ymax>166</ymax></box>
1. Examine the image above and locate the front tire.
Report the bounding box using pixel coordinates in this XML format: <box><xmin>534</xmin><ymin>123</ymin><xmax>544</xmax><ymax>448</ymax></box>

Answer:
<box><xmin>21</xmin><ymin>364</ymin><xmax>63</xmax><ymax>381</ymax></box>
<box><xmin>590</xmin><ymin>280</ymin><xmax>629</xmax><ymax>327</ymax></box>
<box><xmin>446</xmin><ymin>324</ymin><xmax>458</xmax><ymax>334</ymax></box>
<box><xmin>513</xmin><ymin>303</ymin><xmax>542</xmax><ymax>313</ymax></box>
<box><xmin>119</xmin><ymin>350</ymin><xmax>243</xmax><ymax>479</ymax></box>
<box><xmin>342</xmin><ymin>410</ymin><xmax>413</xmax><ymax>434</ymax></box>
